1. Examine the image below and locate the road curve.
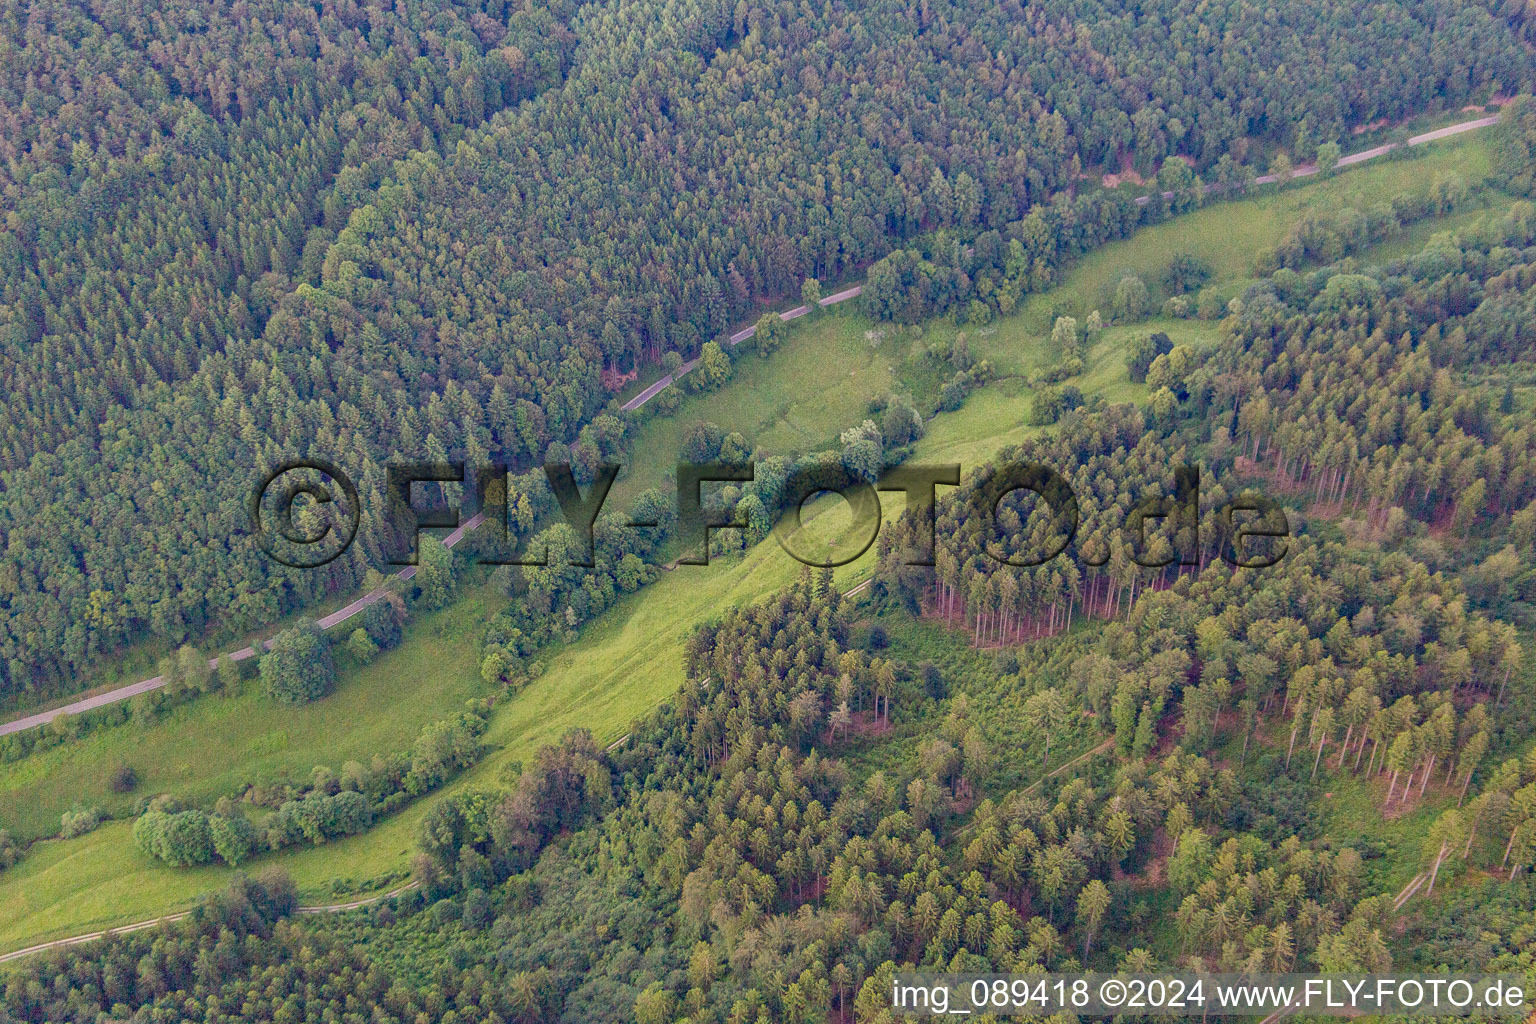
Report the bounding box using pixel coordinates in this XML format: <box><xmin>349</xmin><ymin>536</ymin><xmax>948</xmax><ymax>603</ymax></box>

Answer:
<box><xmin>1</xmin><ymin>114</ymin><xmax>1498</xmax><ymax>738</ymax></box>
<box><xmin>0</xmin><ymin>514</ymin><xmax>487</xmax><ymax>738</ymax></box>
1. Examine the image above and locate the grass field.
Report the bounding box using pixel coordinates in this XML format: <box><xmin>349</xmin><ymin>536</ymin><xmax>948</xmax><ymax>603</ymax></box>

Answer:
<box><xmin>0</xmin><ymin>129</ymin><xmax>1506</xmax><ymax>952</ymax></box>
<box><xmin>0</xmin><ymin>578</ymin><xmax>500</xmax><ymax>843</ymax></box>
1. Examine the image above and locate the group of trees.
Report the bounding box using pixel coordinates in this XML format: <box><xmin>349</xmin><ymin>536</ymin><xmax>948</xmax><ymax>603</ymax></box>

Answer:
<box><xmin>1254</xmin><ymin>175</ymin><xmax>1472</xmax><ymax>274</ymax></box>
<box><xmin>4</xmin><ymin>0</ymin><xmax>1531</xmax><ymax>705</ymax></box>
<box><xmin>876</xmin><ymin>404</ymin><xmax>1226</xmax><ymax>644</ymax></box>
<box><xmin>135</xmin><ymin>701</ymin><xmax>488</xmax><ymax>868</ymax></box>
<box><xmin>398</xmin><ymin>570</ymin><xmax>1421</xmax><ymax>1022</ymax></box>
<box><xmin>1201</xmin><ymin>202</ymin><xmax>1536</xmax><ymax>530</ymax></box>
<box><xmin>0</xmin><ymin>871</ymin><xmax>548</xmax><ymax>1024</ymax></box>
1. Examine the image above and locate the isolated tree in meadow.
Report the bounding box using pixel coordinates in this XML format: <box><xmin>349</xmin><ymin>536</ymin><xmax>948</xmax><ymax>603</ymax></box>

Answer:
<box><xmin>696</xmin><ymin>341</ymin><xmax>733</xmax><ymax>390</ymax></box>
<box><xmin>1112</xmin><ymin>275</ymin><xmax>1150</xmax><ymax>321</ymax></box>
<box><xmin>260</xmin><ymin>623</ymin><xmax>336</xmax><ymax>704</ymax></box>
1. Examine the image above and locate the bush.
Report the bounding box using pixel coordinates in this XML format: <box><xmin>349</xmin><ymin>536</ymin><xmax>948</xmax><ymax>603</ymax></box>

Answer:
<box><xmin>60</xmin><ymin>806</ymin><xmax>103</xmax><ymax>839</ymax></box>
<box><xmin>109</xmin><ymin>763</ymin><xmax>139</xmax><ymax>793</ymax></box>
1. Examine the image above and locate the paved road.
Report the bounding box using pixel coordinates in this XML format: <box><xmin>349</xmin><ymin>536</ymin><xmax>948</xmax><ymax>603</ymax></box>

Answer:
<box><xmin>0</xmin><ymin>884</ymin><xmax>419</xmax><ymax>965</ymax></box>
<box><xmin>1</xmin><ymin>114</ymin><xmax>1498</xmax><ymax>739</ymax></box>
<box><xmin>1133</xmin><ymin>113</ymin><xmax>1496</xmax><ymax>206</ymax></box>
<box><xmin>0</xmin><ymin>512</ymin><xmax>487</xmax><ymax>738</ymax></box>
<box><xmin>620</xmin><ymin>285</ymin><xmax>863</xmax><ymax>412</ymax></box>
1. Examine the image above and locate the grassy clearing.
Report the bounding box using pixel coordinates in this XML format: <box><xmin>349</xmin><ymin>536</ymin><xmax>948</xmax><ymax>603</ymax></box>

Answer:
<box><xmin>609</xmin><ymin>312</ymin><xmax>897</xmax><ymax>509</ymax></box>
<box><xmin>0</xmin><ymin>130</ymin><xmax>1499</xmax><ymax>950</ymax></box>
<box><xmin>0</xmin><ymin>579</ymin><xmax>499</xmax><ymax>843</ymax></box>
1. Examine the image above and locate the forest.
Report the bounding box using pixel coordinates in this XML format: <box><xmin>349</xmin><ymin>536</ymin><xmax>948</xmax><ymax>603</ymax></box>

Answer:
<box><xmin>8</xmin><ymin>193</ymin><xmax>1536</xmax><ymax>1018</ymax></box>
<box><xmin>2</xmin><ymin>0</ymin><xmax>1533</xmax><ymax>705</ymax></box>
<box><xmin>4</xmin><ymin>0</ymin><xmax>1536</xmax><ymax>1018</ymax></box>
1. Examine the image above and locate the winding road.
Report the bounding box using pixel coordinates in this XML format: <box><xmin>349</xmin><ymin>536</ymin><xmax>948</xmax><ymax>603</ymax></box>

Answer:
<box><xmin>0</xmin><ymin>112</ymin><xmax>1499</xmax><ymax>741</ymax></box>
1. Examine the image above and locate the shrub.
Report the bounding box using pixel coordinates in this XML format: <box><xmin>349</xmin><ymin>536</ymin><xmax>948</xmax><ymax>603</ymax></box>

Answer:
<box><xmin>109</xmin><ymin>764</ymin><xmax>139</xmax><ymax>793</ymax></box>
<box><xmin>60</xmin><ymin>806</ymin><xmax>104</xmax><ymax>839</ymax></box>
<box><xmin>346</xmin><ymin>627</ymin><xmax>379</xmax><ymax>664</ymax></box>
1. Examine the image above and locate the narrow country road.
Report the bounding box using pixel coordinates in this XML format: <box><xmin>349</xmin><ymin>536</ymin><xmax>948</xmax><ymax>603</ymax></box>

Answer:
<box><xmin>0</xmin><ymin>884</ymin><xmax>420</xmax><ymax>966</ymax></box>
<box><xmin>1132</xmin><ymin>112</ymin><xmax>1497</xmax><ymax>206</ymax></box>
<box><xmin>0</xmin><ymin>513</ymin><xmax>486</xmax><ymax>738</ymax></box>
<box><xmin>0</xmin><ymin>113</ymin><xmax>1498</xmax><ymax>739</ymax></box>
<box><xmin>620</xmin><ymin>285</ymin><xmax>863</xmax><ymax>412</ymax></box>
